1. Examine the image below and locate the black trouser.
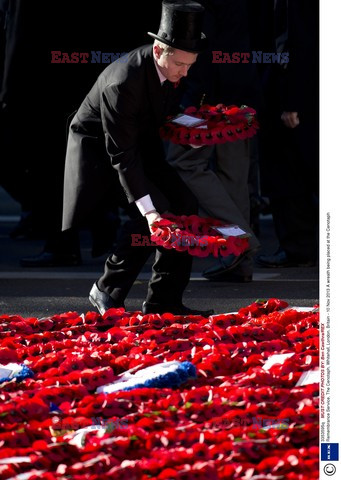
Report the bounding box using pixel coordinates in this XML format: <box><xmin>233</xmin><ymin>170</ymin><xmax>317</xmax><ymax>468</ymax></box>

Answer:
<box><xmin>97</xmin><ymin>161</ymin><xmax>198</xmax><ymax>307</ymax></box>
<box><xmin>258</xmin><ymin>64</ymin><xmax>319</xmax><ymax>263</ymax></box>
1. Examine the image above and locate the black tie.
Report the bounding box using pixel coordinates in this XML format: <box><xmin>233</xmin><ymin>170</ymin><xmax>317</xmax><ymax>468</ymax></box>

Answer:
<box><xmin>162</xmin><ymin>79</ymin><xmax>172</xmax><ymax>93</ymax></box>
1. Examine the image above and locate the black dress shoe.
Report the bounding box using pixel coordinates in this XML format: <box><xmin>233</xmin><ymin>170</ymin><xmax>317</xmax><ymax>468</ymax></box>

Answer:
<box><xmin>89</xmin><ymin>282</ymin><xmax>125</xmax><ymax>315</ymax></box>
<box><xmin>20</xmin><ymin>251</ymin><xmax>82</xmax><ymax>267</ymax></box>
<box><xmin>256</xmin><ymin>249</ymin><xmax>316</xmax><ymax>268</ymax></box>
<box><xmin>202</xmin><ymin>250</ymin><xmax>254</xmax><ymax>280</ymax></box>
<box><xmin>142</xmin><ymin>301</ymin><xmax>214</xmax><ymax>317</ymax></box>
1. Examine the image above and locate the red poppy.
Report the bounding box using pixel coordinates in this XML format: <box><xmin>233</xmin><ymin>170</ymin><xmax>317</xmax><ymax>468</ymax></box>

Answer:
<box><xmin>0</xmin><ymin>347</ymin><xmax>19</xmax><ymax>363</ymax></box>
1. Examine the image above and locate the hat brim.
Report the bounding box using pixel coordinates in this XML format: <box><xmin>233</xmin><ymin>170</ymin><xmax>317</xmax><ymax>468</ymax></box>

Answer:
<box><xmin>147</xmin><ymin>31</ymin><xmax>208</xmax><ymax>53</ymax></box>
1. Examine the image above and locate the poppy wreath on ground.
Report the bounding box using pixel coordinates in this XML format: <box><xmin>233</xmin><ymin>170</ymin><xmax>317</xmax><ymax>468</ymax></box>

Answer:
<box><xmin>160</xmin><ymin>104</ymin><xmax>259</xmax><ymax>146</ymax></box>
<box><xmin>0</xmin><ymin>301</ymin><xmax>319</xmax><ymax>479</ymax></box>
<box><xmin>150</xmin><ymin>214</ymin><xmax>250</xmax><ymax>258</ymax></box>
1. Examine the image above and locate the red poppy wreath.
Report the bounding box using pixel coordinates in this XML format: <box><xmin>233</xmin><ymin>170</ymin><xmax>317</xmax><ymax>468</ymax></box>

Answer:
<box><xmin>150</xmin><ymin>214</ymin><xmax>250</xmax><ymax>258</ymax></box>
<box><xmin>160</xmin><ymin>104</ymin><xmax>259</xmax><ymax>146</ymax></box>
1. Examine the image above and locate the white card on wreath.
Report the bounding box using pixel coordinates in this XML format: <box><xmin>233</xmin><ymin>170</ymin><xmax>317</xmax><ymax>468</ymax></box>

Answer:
<box><xmin>0</xmin><ymin>367</ymin><xmax>13</xmax><ymax>378</ymax></box>
<box><xmin>212</xmin><ymin>225</ymin><xmax>249</xmax><ymax>237</ymax></box>
<box><xmin>0</xmin><ymin>363</ymin><xmax>23</xmax><ymax>379</ymax></box>
<box><xmin>295</xmin><ymin>369</ymin><xmax>320</xmax><ymax>386</ymax></box>
<box><xmin>170</xmin><ymin>114</ymin><xmax>207</xmax><ymax>128</ymax></box>
<box><xmin>262</xmin><ymin>353</ymin><xmax>295</xmax><ymax>371</ymax></box>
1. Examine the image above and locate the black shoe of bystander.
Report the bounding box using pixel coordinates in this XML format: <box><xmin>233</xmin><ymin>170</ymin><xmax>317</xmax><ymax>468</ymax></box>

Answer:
<box><xmin>256</xmin><ymin>248</ymin><xmax>316</xmax><ymax>268</ymax></box>
<box><xmin>20</xmin><ymin>251</ymin><xmax>82</xmax><ymax>267</ymax></box>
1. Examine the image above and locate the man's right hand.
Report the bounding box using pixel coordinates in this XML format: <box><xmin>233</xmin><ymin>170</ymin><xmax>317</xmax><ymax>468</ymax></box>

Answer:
<box><xmin>145</xmin><ymin>210</ymin><xmax>162</xmax><ymax>233</ymax></box>
<box><xmin>281</xmin><ymin>111</ymin><xmax>300</xmax><ymax>128</ymax></box>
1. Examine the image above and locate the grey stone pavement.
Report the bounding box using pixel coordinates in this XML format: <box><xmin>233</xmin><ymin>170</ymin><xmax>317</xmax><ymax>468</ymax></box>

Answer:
<box><xmin>0</xmin><ymin>187</ymin><xmax>319</xmax><ymax>319</ymax></box>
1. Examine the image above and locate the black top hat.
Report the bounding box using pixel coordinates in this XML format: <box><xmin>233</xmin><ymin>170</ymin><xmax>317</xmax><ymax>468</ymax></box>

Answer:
<box><xmin>148</xmin><ymin>0</ymin><xmax>207</xmax><ymax>53</ymax></box>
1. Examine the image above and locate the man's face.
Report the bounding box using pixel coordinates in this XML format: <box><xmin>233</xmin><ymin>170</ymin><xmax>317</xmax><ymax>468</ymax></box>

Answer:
<box><xmin>154</xmin><ymin>45</ymin><xmax>198</xmax><ymax>83</ymax></box>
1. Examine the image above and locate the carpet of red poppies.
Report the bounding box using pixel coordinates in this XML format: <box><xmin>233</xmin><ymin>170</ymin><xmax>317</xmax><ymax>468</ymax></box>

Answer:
<box><xmin>0</xmin><ymin>299</ymin><xmax>319</xmax><ymax>480</ymax></box>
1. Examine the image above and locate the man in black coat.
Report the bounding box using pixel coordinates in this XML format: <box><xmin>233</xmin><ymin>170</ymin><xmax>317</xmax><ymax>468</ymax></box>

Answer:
<box><xmin>62</xmin><ymin>0</ymin><xmax>214</xmax><ymax>316</ymax></box>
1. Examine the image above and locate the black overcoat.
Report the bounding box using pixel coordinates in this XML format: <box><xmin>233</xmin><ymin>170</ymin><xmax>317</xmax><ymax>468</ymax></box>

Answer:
<box><xmin>62</xmin><ymin>44</ymin><xmax>180</xmax><ymax>230</ymax></box>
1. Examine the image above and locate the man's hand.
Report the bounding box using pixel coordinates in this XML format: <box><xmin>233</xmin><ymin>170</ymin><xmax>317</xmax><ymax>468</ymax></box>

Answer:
<box><xmin>281</xmin><ymin>111</ymin><xmax>300</xmax><ymax>128</ymax></box>
<box><xmin>145</xmin><ymin>210</ymin><xmax>162</xmax><ymax>233</ymax></box>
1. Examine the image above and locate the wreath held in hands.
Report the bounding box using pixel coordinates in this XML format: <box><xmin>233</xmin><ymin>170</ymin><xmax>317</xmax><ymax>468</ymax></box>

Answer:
<box><xmin>150</xmin><ymin>214</ymin><xmax>250</xmax><ymax>258</ymax></box>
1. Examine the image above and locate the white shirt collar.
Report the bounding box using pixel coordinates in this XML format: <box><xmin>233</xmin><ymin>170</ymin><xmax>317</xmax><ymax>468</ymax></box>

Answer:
<box><xmin>153</xmin><ymin>57</ymin><xmax>167</xmax><ymax>84</ymax></box>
